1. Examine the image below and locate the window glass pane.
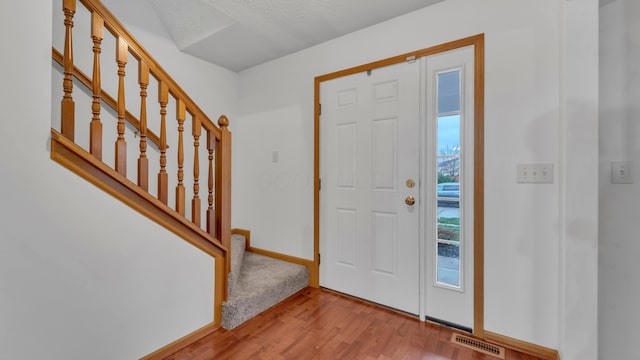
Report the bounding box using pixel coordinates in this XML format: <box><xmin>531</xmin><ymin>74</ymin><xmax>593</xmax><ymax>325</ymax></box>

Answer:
<box><xmin>437</xmin><ymin>70</ymin><xmax>460</xmax><ymax>114</ymax></box>
<box><xmin>437</xmin><ymin>115</ymin><xmax>460</xmax><ymax>156</ymax></box>
<box><xmin>437</xmin><ymin>212</ymin><xmax>460</xmax><ymax>242</ymax></box>
<box><xmin>437</xmin><ymin>158</ymin><xmax>459</xmax><ymax>186</ymax></box>
<box><xmin>437</xmin><ymin>195</ymin><xmax>460</xmax><ymax>285</ymax></box>
<box><xmin>437</xmin><ymin>242</ymin><xmax>460</xmax><ymax>287</ymax></box>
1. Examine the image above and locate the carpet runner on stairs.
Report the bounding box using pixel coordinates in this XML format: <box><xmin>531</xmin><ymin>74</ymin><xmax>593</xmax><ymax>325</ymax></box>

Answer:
<box><xmin>222</xmin><ymin>234</ymin><xmax>309</xmax><ymax>329</ymax></box>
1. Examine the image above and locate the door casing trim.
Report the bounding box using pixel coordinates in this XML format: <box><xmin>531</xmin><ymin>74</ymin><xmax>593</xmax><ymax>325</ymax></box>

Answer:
<box><xmin>313</xmin><ymin>34</ymin><xmax>485</xmax><ymax>337</ymax></box>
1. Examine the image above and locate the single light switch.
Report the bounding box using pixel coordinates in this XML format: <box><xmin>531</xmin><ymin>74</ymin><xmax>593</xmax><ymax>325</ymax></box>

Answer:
<box><xmin>272</xmin><ymin>151</ymin><xmax>279</xmax><ymax>163</ymax></box>
<box><xmin>611</xmin><ymin>161</ymin><xmax>633</xmax><ymax>184</ymax></box>
<box><xmin>535</xmin><ymin>163</ymin><xmax>553</xmax><ymax>183</ymax></box>
<box><xmin>516</xmin><ymin>164</ymin><xmax>531</xmax><ymax>183</ymax></box>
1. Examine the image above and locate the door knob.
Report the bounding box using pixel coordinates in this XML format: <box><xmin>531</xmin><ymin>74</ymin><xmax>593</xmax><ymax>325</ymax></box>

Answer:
<box><xmin>405</xmin><ymin>196</ymin><xmax>416</xmax><ymax>206</ymax></box>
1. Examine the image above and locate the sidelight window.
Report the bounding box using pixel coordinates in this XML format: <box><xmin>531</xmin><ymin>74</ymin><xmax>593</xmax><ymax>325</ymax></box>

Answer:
<box><xmin>435</xmin><ymin>69</ymin><xmax>462</xmax><ymax>289</ymax></box>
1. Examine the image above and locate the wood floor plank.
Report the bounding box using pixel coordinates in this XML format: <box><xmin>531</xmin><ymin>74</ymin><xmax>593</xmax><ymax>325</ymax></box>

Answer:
<box><xmin>168</xmin><ymin>288</ymin><xmax>548</xmax><ymax>360</ymax></box>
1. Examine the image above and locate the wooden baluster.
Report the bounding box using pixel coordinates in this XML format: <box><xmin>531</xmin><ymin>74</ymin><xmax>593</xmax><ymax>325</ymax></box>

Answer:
<box><xmin>90</xmin><ymin>12</ymin><xmax>104</xmax><ymax>159</ymax></box>
<box><xmin>207</xmin><ymin>130</ymin><xmax>216</xmax><ymax>237</ymax></box>
<box><xmin>61</xmin><ymin>0</ymin><xmax>76</xmax><ymax>141</ymax></box>
<box><xmin>157</xmin><ymin>82</ymin><xmax>169</xmax><ymax>204</ymax></box>
<box><xmin>115</xmin><ymin>37</ymin><xmax>128</xmax><ymax>176</ymax></box>
<box><xmin>215</xmin><ymin>115</ymin><xmax>232</xmax><ymax>274</ymax></box>
<box><xmin>175</xmin><ymin>100</ymin><xmax>186</xmax><ymax>216</ymax></box>
<box><xmin>138</xmin><ymin>61</ymin><xmax>149</xmax><ymax>191</ymax></box>
<box><xmin>192</xmin><ymin>116</ymin><xmax>201</xmax><ymax>227</ymax></box>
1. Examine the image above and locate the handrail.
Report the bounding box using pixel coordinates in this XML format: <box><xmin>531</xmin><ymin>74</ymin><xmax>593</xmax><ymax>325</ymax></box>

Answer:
<box><xmin>51</xmin><ymin>0</ymin><xmax>233</xmax><ymax>341</ymax></box>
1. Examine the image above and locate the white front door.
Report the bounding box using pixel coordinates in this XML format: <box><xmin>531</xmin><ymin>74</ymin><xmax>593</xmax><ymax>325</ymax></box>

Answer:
<box><xmin>319</xmin><ymin>45</ymin><xmax>475</xmax><ymax>328</ymax></box>
<box><xmin>319</xmin><ymin>61</ymin><xmax>421</xmax><ymax>314</ymax></box>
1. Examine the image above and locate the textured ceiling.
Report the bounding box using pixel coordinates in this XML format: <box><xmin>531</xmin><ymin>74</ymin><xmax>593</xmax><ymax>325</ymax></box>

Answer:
<box><xmin>149</xmin><ymin>0</ymin><xmax>445</xmax><ymax>72</ymax></box>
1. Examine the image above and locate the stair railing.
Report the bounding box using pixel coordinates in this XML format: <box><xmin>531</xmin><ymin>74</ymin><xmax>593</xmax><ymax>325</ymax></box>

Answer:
<box><xmin>51</xmin><ymin>0</ymin><xmax>232</xmax><ymax>317</ymax></box>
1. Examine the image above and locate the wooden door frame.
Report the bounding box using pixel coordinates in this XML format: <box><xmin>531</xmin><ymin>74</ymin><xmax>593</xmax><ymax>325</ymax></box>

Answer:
<box><xmin>312</xmin><ymin>34</ymin><xmax>485</xmax><ymax>336</ymax></box>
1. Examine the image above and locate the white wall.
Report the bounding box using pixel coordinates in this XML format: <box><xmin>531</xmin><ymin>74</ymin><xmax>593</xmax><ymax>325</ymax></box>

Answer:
<box><xmin>560</xmin><ymin>1</ymin><xmax>599</xmax><ymax>359</ymax></box>
<box><xmin>0</xmin><ymin>1</ymin><xmax>236</xmax><ymax>359</ymax></box>
<box><xmin>599</xmin><ymin>1</ymin><xmax>640</xmax><ymax>359</ymax></box>
<box><xmin>233</xmin><ymin>0</ymin><xmax>598</xmax><ymax>355</ymax></box>
<box><xmin>100</xmin><ymin>0</ymin><xmax>238</xmax><ymax>121</ymax></box>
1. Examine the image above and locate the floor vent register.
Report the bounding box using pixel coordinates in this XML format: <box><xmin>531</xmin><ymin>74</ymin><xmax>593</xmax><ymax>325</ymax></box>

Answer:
<box><xmin>450</xmin><ymin>334</ymin><xmax>505</xmax><ymax>359</ymax></box>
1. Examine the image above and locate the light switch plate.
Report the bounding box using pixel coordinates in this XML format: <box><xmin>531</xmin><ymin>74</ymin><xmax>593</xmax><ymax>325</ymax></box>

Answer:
<box><xmin>611</xmin><ymin>161</ymin><xmax>633</xmax><ymax>184</ymax></box>
<box><xmin>517</xmin><ymin>163</ymin><xmax>553</xmax><ymax>183</ymax></box>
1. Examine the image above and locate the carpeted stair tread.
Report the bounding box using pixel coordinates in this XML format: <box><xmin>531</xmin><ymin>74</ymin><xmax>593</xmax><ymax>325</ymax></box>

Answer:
<box><xmin>228</xmin><ymin>234</ymin><xmax>246</xmax><ymax>295</ymax></box>
<box><xmin>222</xmin><ymin>252</ymin><xmax>308</xmax><ymax>329</ymax></box>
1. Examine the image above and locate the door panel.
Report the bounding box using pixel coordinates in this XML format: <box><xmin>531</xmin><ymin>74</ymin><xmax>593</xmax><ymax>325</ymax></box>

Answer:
<box><xmin>372</xmin><ymin>211</ymin><xmax>397</xmax><ymax>276</ymax></box>
<box><xmin>320</xmin><ymin>61</ymin><xmax>420</xmax><ymax>314</ymax></box>
<box><xmin>372</xmin><ymin>118</ymin><xmax>397</xmax><ymax>190</ymax></box>
<box><xmin>336</xmin><ymin>123</ymin><xmax>357</xmax><ymax>189</ymax></box>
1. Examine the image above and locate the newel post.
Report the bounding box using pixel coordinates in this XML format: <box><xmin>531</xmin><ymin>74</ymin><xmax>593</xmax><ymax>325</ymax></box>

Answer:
<box><xmin>215</xmin><ymin>115</ymin><xmax>232</xmax><ymax>277</ymax></box>
<box><xmin>206</xmin><ymin>130</ymin><xmax>217</xmax><ymax>238</ymax></box>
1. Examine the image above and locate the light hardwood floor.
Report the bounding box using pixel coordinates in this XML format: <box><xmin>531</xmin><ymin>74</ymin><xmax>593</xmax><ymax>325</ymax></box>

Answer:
<box><xmin>168</xmin><ymin>288</ymin><xmax>546</xmax><ymax>360</ymax></box>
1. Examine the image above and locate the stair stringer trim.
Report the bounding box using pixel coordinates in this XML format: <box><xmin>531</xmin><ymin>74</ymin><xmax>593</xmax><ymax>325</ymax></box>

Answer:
<box><xmin>51</xmin><ymin>129</ymin><xmax>227</xmax><ymax>257</ymax></box>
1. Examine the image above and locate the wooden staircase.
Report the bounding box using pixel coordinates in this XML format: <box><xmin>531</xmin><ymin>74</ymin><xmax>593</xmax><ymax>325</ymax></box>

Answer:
<box><xmin>51</xmin><ymin>0</ymin><xmax>231</xmax><ymax>357</ymax></box>
<box><xmin>51</xmin><ymin>1</ymin><xmax>315</xmax><ymax>356</ymax></box>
